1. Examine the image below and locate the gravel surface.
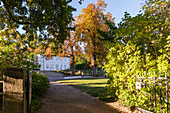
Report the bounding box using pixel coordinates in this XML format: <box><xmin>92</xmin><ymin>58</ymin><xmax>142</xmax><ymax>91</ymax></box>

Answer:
<box><xmin>37</xmin><ymin>71</ymin><xmax>125</xmax><ymax>113</ymax></box>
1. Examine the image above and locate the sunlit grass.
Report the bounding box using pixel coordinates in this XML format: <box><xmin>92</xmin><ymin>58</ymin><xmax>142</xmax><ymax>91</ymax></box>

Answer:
<box><xmin>58</xmin><ymin>78</ymin><xmax>117</xmax><ymax>102</ymax></box>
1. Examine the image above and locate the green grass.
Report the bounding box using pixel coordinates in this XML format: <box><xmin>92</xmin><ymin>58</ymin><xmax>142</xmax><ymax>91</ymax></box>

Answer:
<box><xmin>58</xmin><ymin>78</ymin><xmax>117</xmax><ymax>102</ymax></box>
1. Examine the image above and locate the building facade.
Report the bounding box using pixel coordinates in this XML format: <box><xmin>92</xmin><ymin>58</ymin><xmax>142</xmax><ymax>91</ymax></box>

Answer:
<box><xmin>37</xmin><ymin>55</ymin><xmax>70</xmax><ymax>71</ymax></box>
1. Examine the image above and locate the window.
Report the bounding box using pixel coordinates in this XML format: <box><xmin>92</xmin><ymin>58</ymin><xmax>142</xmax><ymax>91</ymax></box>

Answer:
<box><xmin>56</xmin><ymin>57</ymin><xmax>58</xmax><ymax>61</ymax></box>
<box><xmin>56</xmin><ymin>64</ymin><xmax>59</xmax><ymax>70</ymax></box>
<box><xmin>64</xmin><ymin>58</ymin><xmax>66</xmax><ymax>62</ymax></box>
<box><xmin>60</xmin><ymin>65</ymin><xmax>62</xmax><ymax>70</ymax></box>
<box><xmin>51</xmin><ymin>64</ymin><xmax>54</xmax><ymax>70</ymax></box>
<box><xmin>46</xmin><ymin>64</ymin><xmax>49</xmax><ymax>69</ymax></box>
<box><xmin>60</xmin><ymin>57</ymin><xmax>62</xmax><ymax>61</ymax></box>
<box><xmin>64</xmin><ymin>65</ymin><xmax>66</xmax><ymax>70</ymax></box>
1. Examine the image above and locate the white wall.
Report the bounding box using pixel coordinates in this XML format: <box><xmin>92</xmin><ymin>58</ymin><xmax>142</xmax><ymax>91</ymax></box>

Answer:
<box><xmin>37</xmin><ymin>55</ymin><xmax>70</xmax><ymax>71</ymax></box>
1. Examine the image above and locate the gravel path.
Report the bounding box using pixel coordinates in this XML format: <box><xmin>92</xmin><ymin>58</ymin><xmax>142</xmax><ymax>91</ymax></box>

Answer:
<box><xmin>37</xmin><ymin>71</ymin><xmax>122</xmax><ymax>113</ymax></box>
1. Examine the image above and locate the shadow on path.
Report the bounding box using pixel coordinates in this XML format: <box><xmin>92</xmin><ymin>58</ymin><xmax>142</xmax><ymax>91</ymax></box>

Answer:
<box><xmin>38</xmin><ymin>72</ymin><xmax>123</xmax><ymax>113</ymax></box>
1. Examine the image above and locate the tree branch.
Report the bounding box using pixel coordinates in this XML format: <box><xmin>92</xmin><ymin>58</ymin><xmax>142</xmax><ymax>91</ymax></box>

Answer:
<box><xmin>2</xmin><ymin>0</ymin><xmax>31</xmax><ymax>25</ymax></box>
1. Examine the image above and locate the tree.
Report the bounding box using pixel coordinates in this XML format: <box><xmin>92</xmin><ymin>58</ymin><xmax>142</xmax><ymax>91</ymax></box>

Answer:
<box><xmin>75</xmin><ymin>56</ymin><xmax>90</xmax><ymax>70</ymax></box>
<box><xmin>75</xmin><ymin>0</ymin><xmax>114</xmax><ymax>77</ymax></box>
<box><xmin>0</xmin><ymin>0</ymin><xmax>78</xmax><ymax>72</ymax></box>
<box><xmin>58</xmin><ymin>31</ymin><xmax>82</xmax><ymax>76</ymax></box>
<box><xmin>1</xmin><ymin>0</ymin><xmax>76</xmax><ymax>42</ymax></box>
<box><xmin>43</xmin><ymin>31</ymin><xmax>82</xmax><ymax>76</ymax></box>
<box><xmin>104</xmin><ymin>0</ymin><xmax>169</xmax><ymax>109</ymax></box>
<box><xmin>0</xmin><ymin>0</ymin><xmax>76</xmax><ymax>49</ymax></box>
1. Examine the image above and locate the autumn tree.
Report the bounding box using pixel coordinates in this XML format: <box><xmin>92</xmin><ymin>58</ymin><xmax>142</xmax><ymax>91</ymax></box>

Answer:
<box><xmin>75</xmin><ymin>0</ymin><xmax>114</xmax><ymax>77</ymax></box>
<box><xmin>43</xmin><ymin>30</ymin><xmax>82</xmax><ymax>76</ymax></box>
<box><xmin>59</xmin><ymin>31</ymin><xmax>82</xmax><ymax>75</ymax></box>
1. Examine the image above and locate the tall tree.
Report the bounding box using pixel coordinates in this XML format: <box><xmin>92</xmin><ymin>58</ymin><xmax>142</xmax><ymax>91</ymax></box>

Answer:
<box><xmin>58</xmin><ymin>31</ymin><xmax>82</xmax><ymax>76</ymax></box>
<box><xmin>75</xmin><ymin>0</ymin><xmax>114</xmax><ymax>77</ymax></box>
<box><xmin>0</xmin><ymin>0</ymin><xmax>78</xmax><ymax>71</ymax></box>
<box><xmin>43</xmin><ymin>31</ymin><xmax>82</xmax><ymax>76</ymax></box>
<box><xmin>0</xmin><ymin>0</ymin><xmax>75</xmax><ymax>41</ymax></box>
<box><xmin>104</xmin><ymin>0</ymin><xmax>169</xmax><ymax>108</ymax></box>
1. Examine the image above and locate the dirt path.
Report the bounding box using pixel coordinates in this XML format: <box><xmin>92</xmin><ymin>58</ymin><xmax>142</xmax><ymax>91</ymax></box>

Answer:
<box><xmin>38</xmin><ymin>72</ymin><xmax>122</xmax><ymax>113</ymax></box>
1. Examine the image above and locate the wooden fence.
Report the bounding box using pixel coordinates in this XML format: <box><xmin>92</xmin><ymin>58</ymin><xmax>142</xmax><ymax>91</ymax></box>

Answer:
<box><xmin>0</xmin><ymin>67</ymin><xmax>32</xmax><ymax>113</ymax></box>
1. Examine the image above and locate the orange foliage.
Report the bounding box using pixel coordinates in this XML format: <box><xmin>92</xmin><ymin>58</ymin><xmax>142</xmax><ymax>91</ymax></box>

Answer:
<box><xmin>75</xmin><ymin>0</ymin><xmax>115</xmax><ymax>66</ymax></box>
<box><xmin>43</xmin><ymin>31</ymin><xmax>82</xmax><ymax>60</ymax></box>
<box><xmin>59</xmin><ymin>31</ymin><xmax>82</xmax><ymax>57</ymax></box>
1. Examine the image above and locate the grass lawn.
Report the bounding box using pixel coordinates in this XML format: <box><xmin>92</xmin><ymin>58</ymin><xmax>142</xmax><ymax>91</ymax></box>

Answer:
<box><xmin>58</xmin><ymin>78</ymin><xmax>117</xmax><ymax>102</ymax></box>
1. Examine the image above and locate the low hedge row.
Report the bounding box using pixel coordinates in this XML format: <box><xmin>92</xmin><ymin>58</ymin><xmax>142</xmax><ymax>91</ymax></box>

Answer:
<box><xmin>31</xmin><ymin>72</ymin><xmax>50</xmax><ymax>113</ymax></box>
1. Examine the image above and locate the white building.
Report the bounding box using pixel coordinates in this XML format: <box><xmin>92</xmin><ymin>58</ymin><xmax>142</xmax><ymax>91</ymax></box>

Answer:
<box><xmin>37</xmin><ymin>55</ymin><xmax>70</xmax><ymax>71</ymax></box>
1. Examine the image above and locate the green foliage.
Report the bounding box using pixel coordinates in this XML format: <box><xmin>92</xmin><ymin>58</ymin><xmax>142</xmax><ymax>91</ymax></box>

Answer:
<box><xmin>0</xmin><ymin>43</ymin><xmax>39</xmax><ymax>71</ymax></box>
<box><xmin>75</xmin><ymin>57</ymin><xmax>90</xmax><ymax>70</ymax></box>
<box><xmin>31</xmin><ymin>72</ymin><xmax>50</xmax><ymax>112</ymax></box>
<box><xmin>103</xmin><ymin>0</ymin><xmax>170</xmax><ymax>111</ymax></box>
<box><xmin>105</xmin><ymin>43</ymin><xmax>142</xmax><ymax>107</ymax></box>
<box><xmin>61</xmin><ymin>69</ymin><xmax>105</xmax><ymax>76</ymax></box>
<box><xmin>0</xmin><ymin>0</ymin><xmax>75</xmax><ymax>42</ymax></box>
<box><xmin>31</xmin><ymin>98</ymin><xmax>41</xmax><ymax>113</ymax></box>
<box><xmin>32</xmin><ymin>72</ymin><xmax>50</xmax><ymax>97</ymax></box>
<box><xmin>136</xmin><ymin>80</ymin><xmax>169</xmax><ymax>113</ymax></box>
<box><xmin>0</xmin><ymin>0</ymin><xmax>76</xmax><ymax>73</ymax></box>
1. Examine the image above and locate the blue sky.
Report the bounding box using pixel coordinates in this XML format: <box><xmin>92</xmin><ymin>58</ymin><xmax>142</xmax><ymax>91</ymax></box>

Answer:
<box><xmin>69</xmin><ymin>0</ymin><xmax>144</xmax><ymax>25</ymax></box>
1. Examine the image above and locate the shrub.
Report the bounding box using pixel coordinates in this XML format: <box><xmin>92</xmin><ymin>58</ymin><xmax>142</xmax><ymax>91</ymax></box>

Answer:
<box><xmin>32</xmin><ymin>72</ymin><xmax>50</xmax><ymax>97</ymax></box>
<box><xmin>31</xmin><ymin>72</ymin><xmax>50</xmax><ymax>113</ymax></box>
<box><xmin>31</xmin><ymin>98</ymin><xmax>41</xmax><ymax>113</ymax></box>
<box><xmin>104</xmin><ymin>0</ymin><xmax>169</xmax><ymax>111</ymax></box>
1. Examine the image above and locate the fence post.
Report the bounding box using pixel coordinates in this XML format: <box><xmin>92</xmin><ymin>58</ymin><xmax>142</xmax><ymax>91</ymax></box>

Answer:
<box><xmin>3</xmin><ymin>67</ymin><xmax>26</xmax><ymax>113</ymax></box>
<box><xmin>165</xmin><ymin>72</ymin><xmax>168</xmax><ymax>113</ymax></box>
<box><xmin>154</xmin><ymin>71</ymin><xmax>157</xmax><ymax>113</ymax></box>
<box><xmin>137</xmin><ymin>89</ymin><xmax>138</xmax><ymax>108</ymax></box>
<box><xmin>148</xmin><ymin>72</ymin><xmax>152</xmax><ymax>111</ymax></box>
<box><xmin>144</xmin><ymin>72</ymin><xmax>147</xmax><ymax>109</ymax></box>
<box><xmin>159</xmin><ymin>72</ymin><xmax>162</xmax><ymax>113</ymax></box>
<box><xmin>27</xmin><ymin>71</ymin><xmax>32</xmax><ymax>113</ymax></box>
<box><xmin>137</xmin><ymin>71</ymin><xmax>169</xmax><ymax>113</ymax></box>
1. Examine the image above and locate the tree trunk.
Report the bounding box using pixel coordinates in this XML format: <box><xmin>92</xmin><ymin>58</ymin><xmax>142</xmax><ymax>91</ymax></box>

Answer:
<box><xmin>70</xmin><ymin>46</ymin><xmax>75</xmax><ymax>76</ymax></box>
<box><xmin>92</xmin><ymin>66</ymin><xmax>97</xmax><ymax>77</ymax></box>
<box><xmin>92</xmin><ymin>53</ymin><xmax>97</xmax><ymax>77</ymax></box>
<box><xmin>71</xmin><ymin>62</ymin><xmax>75</xmax><ymax>76</ymax></box>
<box><xmin>92</xmin><ymin>32</ymin><xmax>97</xmax><ymax>77</ymax></box>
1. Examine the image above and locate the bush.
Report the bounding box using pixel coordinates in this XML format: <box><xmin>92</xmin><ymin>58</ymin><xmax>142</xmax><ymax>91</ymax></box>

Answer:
<box><xmin>31</xmin><ymin>72</ymin><xmax>50</xmax><ymax>113</ymax></box>
<box><xmin>31</xmin><ymin>98</ymin><xmax>41</xmax><ymax>113</ymax></box>
<box><xmin>32</xmin><ymin>72</ymin><xmax>50</xmax><ymax>97</ymax></box>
